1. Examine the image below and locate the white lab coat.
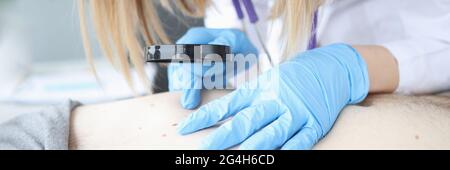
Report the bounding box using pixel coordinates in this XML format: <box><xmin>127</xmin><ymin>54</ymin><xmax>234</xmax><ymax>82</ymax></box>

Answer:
<box><xmin>204</xmin><ymin>0</ymin><xmax>450</xmax><ymax>94</ymax></box>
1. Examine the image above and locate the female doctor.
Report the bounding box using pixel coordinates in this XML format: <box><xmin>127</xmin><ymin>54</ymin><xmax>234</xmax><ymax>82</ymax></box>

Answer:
<box><xmin>80</xmin><ymin>0</ymin><xmax>450</xmax><ymax>150</ymax></box>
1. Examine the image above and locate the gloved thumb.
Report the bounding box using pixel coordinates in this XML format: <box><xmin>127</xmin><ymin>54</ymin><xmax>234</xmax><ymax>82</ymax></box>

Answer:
<box><xmin>180</xmin><ymin>73</ymin><xmax>203</xmax><ymax>110</ymax></box>
<box><xmin>181</xmin><ymin>88</ymin><xmax>202</xmax><ymax>110</ymax></box>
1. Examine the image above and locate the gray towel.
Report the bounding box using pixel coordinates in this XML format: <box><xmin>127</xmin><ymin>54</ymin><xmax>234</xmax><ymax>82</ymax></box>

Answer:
<box><xmin>0</xmin><ymin>100</ymin><xmax>81</xmax><ymax>150</ymax></box>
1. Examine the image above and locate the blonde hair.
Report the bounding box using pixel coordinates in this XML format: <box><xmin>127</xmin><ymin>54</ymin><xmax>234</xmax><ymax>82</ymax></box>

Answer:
<box><xmin>78</xmin><ymin>0</ymin><xmax>322</xmax><ymax>93</ymax></box>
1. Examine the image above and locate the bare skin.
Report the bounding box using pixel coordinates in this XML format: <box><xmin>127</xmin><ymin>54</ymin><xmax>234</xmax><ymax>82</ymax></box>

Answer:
<box><xmin>68</xmin><ymin>46</ymin><xmax>450</xmax><ymax>150</ymax></box>
<box><xmin>69</xmin><ymin>91</ymin><xmax>450</xmax><ymax>150</ymax></box>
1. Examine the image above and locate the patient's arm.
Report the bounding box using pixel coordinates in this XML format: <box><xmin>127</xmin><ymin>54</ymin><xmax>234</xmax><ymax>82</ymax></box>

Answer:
<box><xmin>69</xmin><ymin>91</ymin><xmax>450</xmax><ymax>150</ymax></box>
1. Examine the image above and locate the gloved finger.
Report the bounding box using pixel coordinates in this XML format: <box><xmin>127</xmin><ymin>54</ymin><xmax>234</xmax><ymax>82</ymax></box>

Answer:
<box><xmin>239</xmin><ymin>110</ymin><xmax>308</xmax><ymax>150</ymax></box>
<box><xmin>208</xmin><ymin>36</ymin><xmax>235</xmax><ymax>51</ymax></box>
<box><xmin>281</xmin><ymin>124</ymin><xmax>320</xmax><ymax>150</ymax></box>
<box><xmin>181</xmin><ymin>89</ymin><xmax>201</xmax><ymax>109</ymax></box>
<box><xmin>176</xmin><ymin>27</ymin><xmax>216</xmax><ymax>44</ymax></box>
<box><xmin>200</xmin><ymin>101</ymin><xmax>283</xmax><ymax>150</ymax></box>
<box><xmin>177</xmin><ymin>88</ymin><xmax>255</xmax><ymax>135</ymax></box>
<box><xmin>208</xmin><ymin>30</ymin><xmax>258</xmax><ymax>55</ymax></box>
<box><xmin>181</xmin><ymin>75</ymin><xmax>202</xmax><ymax>109</ymax></box>
<box><xmin>167</xmin><ymin>63</ymin><xmax>184</xmax><ymax>91</ymax></box>
<box><xmin>179</xmin><ymin>63</ymin><xmax>203</xmax><ymax>109</ymax></box>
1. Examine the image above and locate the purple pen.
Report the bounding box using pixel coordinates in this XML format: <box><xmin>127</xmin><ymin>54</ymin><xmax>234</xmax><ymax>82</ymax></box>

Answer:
<box><xmin>232</xmin><ymin>0</ymin><xmax>244</xmax><ymax>19</ymax></box>
<box><xmin>241</xmin><ymin>0</ymin><xmax>259</xmax><ymax>23</ymax></box>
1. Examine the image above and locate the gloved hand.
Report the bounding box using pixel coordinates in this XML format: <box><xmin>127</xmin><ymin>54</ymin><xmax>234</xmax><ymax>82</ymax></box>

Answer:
<box><xmin>168</xmin><ymin>27</ymin><xmax>258</xmax><ymax>109</ymax></box>
<box><xmin>177</xmin><ymin>44</ymin><xmax>370</xmax><ymax>150</ymax></box>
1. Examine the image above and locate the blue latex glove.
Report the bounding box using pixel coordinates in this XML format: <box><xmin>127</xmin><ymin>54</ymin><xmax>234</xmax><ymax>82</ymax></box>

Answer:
<box><xmin>177</xmin><ymin>44</ymin><xmax>370</xmax><ymax>150</ymax></box>
<box><xmin>168</xmin><ymin>27</ymin><xmax>258</xmax><ymax>109</ymax></box>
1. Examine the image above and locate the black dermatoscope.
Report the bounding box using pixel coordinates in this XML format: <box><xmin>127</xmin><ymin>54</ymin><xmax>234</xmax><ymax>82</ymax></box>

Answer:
<box><xmin>145</xmin><ymin>44</ymin><xmax>231</xmax><ymax>63</ymax></box>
